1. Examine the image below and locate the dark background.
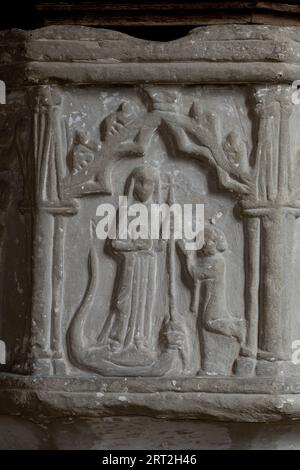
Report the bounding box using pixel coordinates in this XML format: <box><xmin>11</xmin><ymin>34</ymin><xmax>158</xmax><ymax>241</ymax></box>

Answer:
<box><xmin>2</xmin><ymin>1</ymin><xmax>300</xmax><ymax>40</ymax></box>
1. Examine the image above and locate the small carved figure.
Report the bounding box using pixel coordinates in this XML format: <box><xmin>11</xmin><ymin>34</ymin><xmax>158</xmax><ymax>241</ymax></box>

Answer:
<box><xmin>178</xmin><ymin>225</ymin><xmax>244</xmax><ymax>375</ymax></box>
<box><xmin>223</xmin><ymin>130</ymin><xmax>249</xmax><ymax>174</ymax></box>
<box><xmin>69</xmin><ymin>130</ymin><xmax>99</xmax><ymax>175</ymax></box>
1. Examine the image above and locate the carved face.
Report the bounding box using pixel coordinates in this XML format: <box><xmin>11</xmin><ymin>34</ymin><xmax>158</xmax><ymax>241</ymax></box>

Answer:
<box><xmin>133</xmin><ymin>174</ymin><xmax>155</xmax><ymax>202</ymax></box>
<box><xmin>200</xmin><ymin>227</ymin><xmax>227</xmax><ymax>256</ymax></box>
<box><xmin>201</xmin><ymin>238</ymin><xmax>218</xmax><ymax>256</ymax></box>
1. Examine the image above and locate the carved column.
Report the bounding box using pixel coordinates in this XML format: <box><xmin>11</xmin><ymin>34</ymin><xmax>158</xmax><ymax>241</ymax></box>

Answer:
<box><xmin>16</xmin><ymin>86</ymin><xmax>78</xmax><ymax>374</ymax></box>
<box><xmin>241</xmin><ymin>86</ymin><xmax>299</xmax><ymax>373</ymax></box>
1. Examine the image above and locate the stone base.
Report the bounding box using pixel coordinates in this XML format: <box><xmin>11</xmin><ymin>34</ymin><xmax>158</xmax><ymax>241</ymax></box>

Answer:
<box><xmin>2</xmin><ymin>416</ymin><xmax>300</xmax><ymax>450</ymax></box>
<box><xmin>2</xmin><ymin>373</ymin><xmax>300</xmax><ymax>422</ymax></box>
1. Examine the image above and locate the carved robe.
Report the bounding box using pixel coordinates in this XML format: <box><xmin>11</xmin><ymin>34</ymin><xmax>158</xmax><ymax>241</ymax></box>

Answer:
<box><xmin>100</xmin><ymin>237</ymin><xmax>157</xmax><ymax>352</ymax></box>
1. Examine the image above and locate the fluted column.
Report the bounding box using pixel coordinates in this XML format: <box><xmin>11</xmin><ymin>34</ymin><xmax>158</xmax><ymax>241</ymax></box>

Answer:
<box><xmin>240</xmin><ymin>85</ymin><xmax>300</xmax><ymax>374</ymax></box>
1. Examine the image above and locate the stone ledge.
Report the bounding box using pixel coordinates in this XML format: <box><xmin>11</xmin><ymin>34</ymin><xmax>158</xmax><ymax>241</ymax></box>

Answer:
<box><xmin>1</xmin><ymin>388</ymin><xmax>300</xmax><ymax>422</ymax></box>
<box><xmin>3</xmin><ymin>25</ymin><xmax>300</xmax><ymax>86</ymax></box>
<box><xmin>1</xmin><ymin>374</ymin><xmax>300</xmax><ymax>421</ymax></box>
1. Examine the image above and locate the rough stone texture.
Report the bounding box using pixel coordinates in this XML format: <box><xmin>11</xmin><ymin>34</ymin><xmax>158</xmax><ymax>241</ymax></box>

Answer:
<box><xmin>2</xmin><ymin>24</ymin><xmax>300</xmax><ymax>424</ymax></box>
<box><xmin>2</xmin><ymin>416</ymin><xmax>300</xmax><ymax>450</ymax></box>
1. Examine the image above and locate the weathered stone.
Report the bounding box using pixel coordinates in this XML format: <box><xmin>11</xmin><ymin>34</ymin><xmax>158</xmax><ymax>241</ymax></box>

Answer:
<box><xmin>1</xmin><ymin>24</ymin><xmax>300</xmax><ymax>422</ymax></box>
<box><xmin>2</xmin><ymin>416</ymin><xmax>300</xmax><ymax>450</ymax></box>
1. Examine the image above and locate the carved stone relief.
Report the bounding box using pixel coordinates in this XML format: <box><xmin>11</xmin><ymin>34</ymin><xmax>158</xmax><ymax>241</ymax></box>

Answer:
<box><xmin>58</xmin><ymin>85</ymin><xmax>250</xmax><ymax>378</ymax></box>
<box><xmin>2</xmin><ymin>25</ymin><xmax>300</xmax><ymax>420</ymax></box>
<box><xmin>5</xmin><ymin>82</ymin><xmax>298</xmax><ymax>379</ymax></box>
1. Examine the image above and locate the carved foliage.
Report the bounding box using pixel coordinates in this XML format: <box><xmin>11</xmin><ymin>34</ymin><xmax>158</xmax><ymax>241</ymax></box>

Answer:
<box><xmin>63</xmin><ymin>100</ymin><xmax>147</xmax><ymax>198</ymax></box>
